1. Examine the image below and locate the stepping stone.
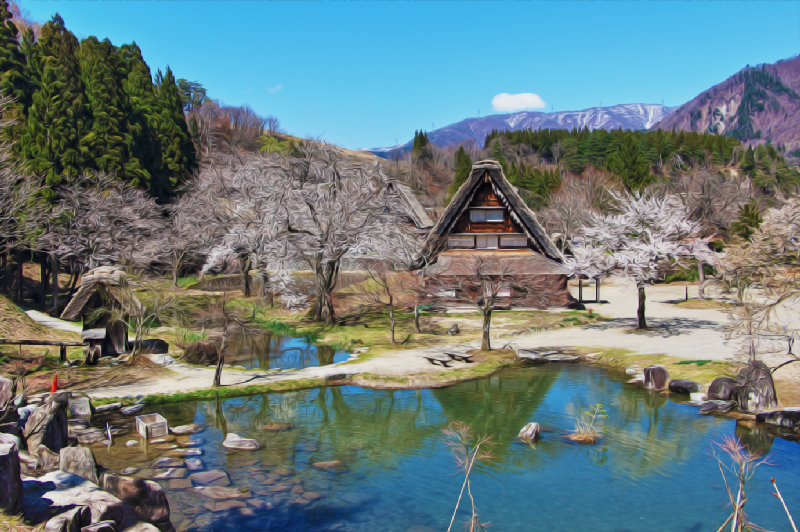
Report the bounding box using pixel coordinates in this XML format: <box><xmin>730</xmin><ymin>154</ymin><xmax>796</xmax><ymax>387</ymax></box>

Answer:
<box><xmin>94</xmin><ymin>403</ymin><xmax>121</xmax><ymax>413</ymax></box>
<box><xmin>303</xmin><ymin>491</ymin><xmax>324</xmax><ymax>500</ymax></box>
<box><xmin>153</xmin><ymin>457</ymin><xmax>184</xmax><ymax>468</ymax></box>
<box><xmin>223</xmin><ymin>433</ymin><xmax>262</xmax><ymax>451</ymax></box>
<box><xmin>126</xmin><ymin>440</ymin><xmax>139</xmax><ymax>447</ymax></box>
<box><xmin>168</xmin><ymin>478</ymin><xmax>193</xmax><ymax>489</ymax></box>
<box><xmin>246</xmin><ymin>499</ymin><xmax>273</xmax><ymax>509</ymax></box>
<box><xmin>274</xmin><ymin>468</ymin><xmax>294</xmax><ymax>476</ymax></box>
<box><xmin>120</xmin><ymin>404</ymin><xmax>144</xmax><ymax>415</ymax></box>
<box><xmin>170</xmin><ymin>424</ymin><xmax>203</xmax><ymax>435</ymax></box>
<box><xmin>185</xmin><ymin>458</ymin><xmax>204</xmax><ymax>471</ymax></box>
<box><xmin>165</xmin><ymin>448</ymin><xmax>203</xmax><ymax>457</ymax></box>
<box><xmin>190</xmin><ymin>469</ymin><xmax>231</xmax><ymax>487</ymax></box>
<box><xmin>261</xmin><ymin>422</ymin><xmax>293</xmax><ymax>432</ymax></box>
<box><xmin>153</xmin><ymin>468</ymin><xmax>188</xmax><ymax>479</ymax></box>
<box><xmin>177</xmin><ymin>436</ymin><xmax>204</xmax><ymax>448</ymax></box>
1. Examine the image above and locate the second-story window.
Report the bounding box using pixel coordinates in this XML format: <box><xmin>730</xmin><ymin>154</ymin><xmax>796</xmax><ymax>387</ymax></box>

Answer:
<box><xmin>470</xmin><ymin>210</ymin><xmax>504</xmax><ymax>222</ymax></box>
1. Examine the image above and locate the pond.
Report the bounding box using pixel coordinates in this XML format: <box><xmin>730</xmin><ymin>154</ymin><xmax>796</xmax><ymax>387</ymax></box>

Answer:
<box><xmin>91</xmin><ymin>365</ymin><xmax>800</xmax><ymax>532</ymax></box>
<box><xmin>224</xmin><ymin>329</ymin><xmax>350</xmax><ymax>370</ymax></box>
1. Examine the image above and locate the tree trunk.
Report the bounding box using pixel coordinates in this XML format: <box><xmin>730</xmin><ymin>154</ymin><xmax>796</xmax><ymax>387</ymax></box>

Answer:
<box><xmin>39</xmin><ymin>254</ymin><xmax>47</xmax><ymax>309</ymax></box>
<box><xmin>413</xmin><ymin>294</ymin><xmax>421</xmax><ymax>333</ymax></box>
<box><xmin>59</xmin><ymin>345</ymin><xmax>67</xmax><ymax>364</ymax></box>
<box><xmin>1</xmin><ymin>252</ymin><xmax>5</xmax><ymax>294</ymax></box>
<box><xmin>214</xmin><ymin>299</ymin><xmax>229</xmax><ymax>387</ymax></box>
<box><xmin>481</xmin><ymin>307</ymin><xmax>492</xmax><ymax>351</ymax></box>
<box><xmin>578</xmin><ymin>277</ymin><xmax>583</xmax><ymax>303</ymax></box>
<box><xmin>637</xmin><ymin>284</ymin><xmax>647</xmax><ymax>329</ymax></box>
<box><xmin>697</xmin><ymin>260</ymin><xmax>706</xmax><ymax>300</ymax></box>
<box><xmin>596</xmin><ymin>277</ymin><xmax>601</xmax><ymax>303</ymax></box>
<box><xmin>172</xmin><ymin>250</ymin><xmax>185</xmax><ymax>288</ymax></box>
<box><xmin>241</xmin><ymin>257</ymin><xmax>251</xmax><ymax>298</ymax></box>
<box><xmin>389</xmin><ymin>296</ymin><xmax>397</xmax><ymax>345</ymax></box>
<box><xmin>310</xmin><ymin>258</ymin><xmax>339</xmax><ymax>325</ymax></box>
<box><xmin>16</xmin><ymin>249</ymin><xmax>22</xmax><ymax>303</ymax></box>
<box><xmin>259</xmin><ymin>270</ymin><xmax>273</xmax><ymax>308</ymax></box>
<box><xmin>51</xmin><ymin>255</ymin><xmax>59</xmax><ymax>316</ymax></box>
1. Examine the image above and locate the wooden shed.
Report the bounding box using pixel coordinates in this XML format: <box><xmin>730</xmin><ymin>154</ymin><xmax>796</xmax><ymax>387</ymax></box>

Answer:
<box><xmin>60</xmin><ymin>266</ymin><xmax>140</xmax><ymax>362</ymax></box>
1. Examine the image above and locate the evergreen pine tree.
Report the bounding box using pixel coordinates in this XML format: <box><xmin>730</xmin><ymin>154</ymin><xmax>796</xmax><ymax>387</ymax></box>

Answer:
<box><xmin>150</xmin><ymin>66</ymin><xmax>195</xmax><ymax>201</ymax></box>
<box><xmin>0</xmin><ymin>0</ymin><xmax>29</xmax><ymax>139</ymax></box>
<box><xmin>22</xmin><ymin>14</ymin><xmax>89</xmax><ymax>199</ymax></box>
<box><xmin>445</xmin><ymin>145</ymin><xmax>472</xmax><ymax>203</ymax></box>
<box><xmin>605</xmin><ymin>135</ymin><xmax>652</xmax><ymax>191</ymax></box>
<box><xmin>116</xmin><ymin>43</ymin><xmax>162</xmax><ymax>193</ymax></box>
<box><xmin>79</xmin><ymin>36</ymin><xmax>148</xmax><ymax>187</ymax></box>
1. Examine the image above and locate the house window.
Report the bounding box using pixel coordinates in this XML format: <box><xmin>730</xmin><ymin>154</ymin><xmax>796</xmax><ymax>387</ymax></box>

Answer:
<box><xmin>497</xmin><ymin>287</ymin><xmax>511</xmax><ymax>297</ymax></box>
<box><xmin>435</xmin><ymin>290</ymin><xmax>456</xmax><ymax>297</ymax></box>
<box><xmin>501</xmin><ymin>235</ymin><xmax>527</xmax><ymax>248</ymax></box>
<box><xmin>448</xmin><ymin>236</ymin><xmax>474</xmax><ymax>248</ymax></box>
<box><xmin>476</xmin><ymin>235</ymin><xmax>499</xmax><ymax>249</ymax></box>
<box><xmin>470</xmin><ymin>210</ymin><xmax>504</xmax><ymax>222</ymax></box>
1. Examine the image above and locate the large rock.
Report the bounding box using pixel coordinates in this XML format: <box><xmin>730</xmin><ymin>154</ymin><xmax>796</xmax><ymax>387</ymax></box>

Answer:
<box><xmin>81</xmin><ymin>521</ymin><xmax>117</xmax><ymax>532</ymax></box>
<box><xmin>0</xmin><ymin>376</ymin><xmax>12</xmax><ymax>404</ymax></box>
<box><xmin>447</xmin><ymin>323</ymin><xmax>460</xmax><ymax>336</ymax></box>
<box><xmin>24</xmin><ymin>471</ymin><xmax>131</xmax><ymax>529</ymax></box>
<box><xmin>643</xmin><ymin>365</ymin><xmax>669</xmax><ymax>390</ymax></box>
<box><xmin>669</xmin><ymin>379</ymin><xmax>702</xmax><ymax>395</ymax></box>
<box><xmin>60</xmin><ymin>446</ymin><xmax>100</xmax><ymax>484</ymax></box>
<box><xmin>45</xmin><ymin>505</ymin><xmax>91</xmax><ymax>532</ymax></box>
<box><xmin>100</xmin><ymin>474</ymin><xmax>171</xmax><ymax>532</ymax></box>
<box><xmin>137</xmin><ymin>339</ymin><xmax>169</xmax><ymax>355</ymax></box>
<box><xmin>708</xmin><ymin>377</ymin><xmax>738</xmax><ymax>401</ymax></box>
<box><xmin>0</xmin><ymin>441</ymin><xmax>22</xmax><ymax>513</ymax></box>
<box><xmin>181</xmin><ymin>342</ymin><xmax>218</xmax><ymax>365</ymax></box>
<box><xmin>756</xmin><ymin>408</ymin><xmax>800</xmax><ymax>429</ymax></box>
<box><xmin>24</xmin><ymin>391</ymin><xmax>71</xmax><ymax>453</ymax></box>
<box><xmin>517</xmin><ymin>350</ymin><xmax>547</xmax><ymax>364</ymax></box>
<box><xmin>699</xmin><ymin>400</ymin><xmax>737</xmax><ymax>414</ymax></box>
<box><xmin>69</xmin><ymin>394</ymin><xmax>94</xmax><ymax>419</ymax></box>
<box><xmin>222</xmin><ymin>433</ymin><xmax>261</xmax><ymax>450</ymax></box>
<box><xmin>734</xmin><ymin>361</ymin><xmax>778</xmax><ymax>413</ymax></box>
<box><xmin>518</xmin><ymin>422</ymin><xmax>540</xmax><ymax>441</ymax></box>
<box><xmin>37</xmin><ymin>444</ymin><xmax>61</xmax><ymax>471</ymax></box>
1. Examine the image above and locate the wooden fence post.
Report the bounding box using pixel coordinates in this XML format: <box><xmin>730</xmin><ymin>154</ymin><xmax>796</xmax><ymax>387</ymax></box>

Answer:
<box><xmin>59</xmin><ymin>345</ymin><xmax>67</xmax><ymax>364</ymax></box>
<box><xmin>16</xmin><ymin>249</ymin><xmax>22</xmax><ymax>303</ymax></box>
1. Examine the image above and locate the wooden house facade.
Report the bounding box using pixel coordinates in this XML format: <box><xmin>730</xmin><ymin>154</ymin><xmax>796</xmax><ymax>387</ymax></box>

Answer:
<box><xmin>417</xmin><ymin>160</ymin><xmax>573</xmax><ymax>308</ymax></box>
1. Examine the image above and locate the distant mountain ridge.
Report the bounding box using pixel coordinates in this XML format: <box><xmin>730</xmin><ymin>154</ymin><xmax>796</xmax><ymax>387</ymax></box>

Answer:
<box><xmin>653</xmin><ymin>55</ymin><xmax>800</xmax><ymax>159</ymax></box>
<box><xmin>366</xmin><ymin>103</ymin><xmax>676</xmax><ymax>159</ymax></box>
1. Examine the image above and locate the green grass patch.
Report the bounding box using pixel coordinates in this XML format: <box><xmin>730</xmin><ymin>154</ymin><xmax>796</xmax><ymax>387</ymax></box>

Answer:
<box><xmin>140</xmin><ymin>378</ymin><xmax>327</xmax><ymax>405</ymax></box>
<box><xmin>675</xmin><ymin>359</ymin><xmax>715</xmax><ymax>366</ymax></box>
<box><xmin>177</xmin><ymin>276</ymin><xmax>200</xmax><ymax>289</ymax></box>
<box><xmin>175</xmin><ymin>327</ymin><xmax>209</xmax><ymax>347</ymax></box>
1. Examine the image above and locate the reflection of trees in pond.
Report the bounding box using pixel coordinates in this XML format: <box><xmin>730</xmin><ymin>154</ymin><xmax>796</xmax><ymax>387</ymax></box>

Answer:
<box><xmin>225</xmin><ymin>325</ymin><xmax>340</xmax><ymax>369</ymax></box>
<box><xmin>735</xmin><ymin>421</ymin><xmax>774</xmax><ymax>456</ymax></box>
<box><xmin>607</xmin><ymin>388</ymin><xmax>722</xmax><ymax>479</ymax></box>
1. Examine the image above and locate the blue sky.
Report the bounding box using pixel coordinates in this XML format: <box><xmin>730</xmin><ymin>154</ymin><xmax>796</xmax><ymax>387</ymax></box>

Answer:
<box><xmin>18</xmin><ymin>0</ymin><xmax>800</xmax><ymax>150</ymax></box>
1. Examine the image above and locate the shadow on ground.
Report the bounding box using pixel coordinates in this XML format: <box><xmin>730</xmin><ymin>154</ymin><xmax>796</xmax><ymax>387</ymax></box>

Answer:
<box><xmin>583</xmin><ymin>317</ymin><xmax>726</xmax><ymax>337</ymax></box>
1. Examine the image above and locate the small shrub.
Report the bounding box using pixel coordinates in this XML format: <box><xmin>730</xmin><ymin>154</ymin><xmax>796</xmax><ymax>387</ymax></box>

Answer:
<box><xmin>568</xmin><ymin>403</ymin><xmax>608</xmax><ymax>444</ymax></box>
<box><xmin>176</xmin><ymin>327</ymin><xmax>209</xmax><ymax>348</ymax></box>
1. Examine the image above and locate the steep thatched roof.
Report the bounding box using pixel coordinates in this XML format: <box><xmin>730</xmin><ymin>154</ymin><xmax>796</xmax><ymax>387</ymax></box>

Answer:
<box><xmin>60</xmin><ymin>266</ymin><xmax>140</xmax><ymax>322</ymax></box>
<box><xmin>417</xmin><ymin>160</ymin><xmax>563</xmax><ymax>267</ymax></box>
<box><xmin>387</xmin><ymin>181</ymin><xmax>435</xmax><ymax>229</ymax></box>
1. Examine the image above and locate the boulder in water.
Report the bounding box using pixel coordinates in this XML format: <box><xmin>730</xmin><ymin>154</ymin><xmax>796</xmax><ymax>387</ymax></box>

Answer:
<box><xmin>668</xmin><ymin>379</ymin><xmax>702</xmax><ymax>395</ymax></box>
<box><xmin>222</xmin><ymin>433</ymin><xmax>261</xmax><ymax>451</ymax></box>
<box><xmin>518</xmin><ymin>422</ymin><xmax>540</xmax><ymax>441</ymax></box>
<box><xmin>733</xmin><ymin>361</ymin><xmax>777</xmax><ymax>413</ymax></box>
<box><xmin>708</xmin><ymin>377</ymin><xmax>738</xmax><ymax>401</ymax></box>
<box><xmin>643</xmin><ymin>365</ymin><xmax>669</xmax><ymax>390</ymax></box>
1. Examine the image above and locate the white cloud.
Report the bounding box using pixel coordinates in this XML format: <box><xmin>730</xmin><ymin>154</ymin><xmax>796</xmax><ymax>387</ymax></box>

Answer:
<box><xmin>267</xmin><ymin>83</ymin><xmax>283</xmax><ymax>94</ymax></box>
<box><xmin>491</xmin><ymin>92</ymin><xmax>546</xmax><ymax>112</ymax></box>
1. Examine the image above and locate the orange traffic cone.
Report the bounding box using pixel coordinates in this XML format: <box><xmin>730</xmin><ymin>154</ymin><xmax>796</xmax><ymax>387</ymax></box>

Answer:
<box><xmin>50</xmin><ymin>373</ymin><xmax>59</xmax><ymax>393</ymax></box>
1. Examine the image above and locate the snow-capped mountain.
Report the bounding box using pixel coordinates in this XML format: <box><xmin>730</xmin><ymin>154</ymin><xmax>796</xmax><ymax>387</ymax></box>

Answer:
<box><xmin>366</xmin><ymin>103</ymin><xmax>676</xmax><ymax>159</ymax></box>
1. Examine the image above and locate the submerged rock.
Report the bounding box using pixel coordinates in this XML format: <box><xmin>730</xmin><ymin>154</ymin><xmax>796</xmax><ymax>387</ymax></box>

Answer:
<box><xmin>312</xmin><ymin>460</ymin><xmax>347</xmax><ymax>471</ymax></box>
<box><xmin>193</xmin><ymin>485</ymin><xmax>251</xmax><ymax>500</ymax></box>
<box><xmin>261</xmin><ymin>422</ymin><xmax>293</xmax><ymax>432</ymax></box>
<box><xmin>189</xmin><ymin>469</ymin><xmax>230</xmax><ymax>487</ymax></box>
<box><xmin>170</xmin><ymin>425</ymin><xmax>203</xmax><ymax>436</ymax></box>
<box><xmin>184</xmin><ymin>458</ymin><xmax>203</xmax><ymax>471</ymax></box>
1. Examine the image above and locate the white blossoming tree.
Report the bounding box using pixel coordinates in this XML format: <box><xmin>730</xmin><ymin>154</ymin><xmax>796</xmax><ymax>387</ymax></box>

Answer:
<box><xmin>582</xmin><ymin>191</ymin><xmax>712</xmax><ymax>329</ymax></box>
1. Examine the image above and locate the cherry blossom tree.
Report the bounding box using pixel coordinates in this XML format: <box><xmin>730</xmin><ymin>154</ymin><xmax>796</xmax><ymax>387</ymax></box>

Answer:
<box><xmin>709</xmin><ymin>198</ymin><xmax>800</xmax><ymax>373</ymax></box>
<box><xmin>562</xmin><ymin>243</ymin><xmax>615</xmax><ymax>303</ymax></box>
<box><xmin>582</xmin><ymin>191</ymin><xmax>711</xmax><ymax>329</ymax></box>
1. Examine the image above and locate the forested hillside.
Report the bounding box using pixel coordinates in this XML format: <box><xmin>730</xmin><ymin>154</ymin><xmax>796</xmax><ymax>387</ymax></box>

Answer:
<box><xmin>655</xmin><ymin>56</ymin><xmax>800</xmax><ymax>165</ymax></box>
<box><xmin>0</xmin><ymin>4</ymin><xmax>195</xmax><ymax>202</ymax></box>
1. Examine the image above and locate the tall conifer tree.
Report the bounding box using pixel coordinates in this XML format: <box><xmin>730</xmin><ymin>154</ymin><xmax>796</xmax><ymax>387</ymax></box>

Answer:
<box><xmin>0</xmin><ymin>0</ymin><xmax>28</xmax><ymax>137</ymax></box>
<box><xmin>445</xmin><ymin>145</ymin><xmax>472</xmax><ymax>203</ymax></box>
<box><xmin>79</xmin><ymin>36</ymin><xmax>148</xmax><ymax>187</ymax></box>
<box><xmin>21</xmin><ymin>14</ymin><xmax>88</xmax><ymax>198</ymax></box>
<box><xmin>150</xmin><ymin>66</ymin><xmax>195</xmax><ymax>201</ymax></box>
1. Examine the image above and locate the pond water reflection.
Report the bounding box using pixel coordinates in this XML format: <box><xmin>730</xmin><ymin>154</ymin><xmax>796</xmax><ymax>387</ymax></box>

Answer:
<box><xmin>92</xmin><ymin>365</ymin><xmax>800</xmax><ymax>532</ymax></box>
<box><xmin>225</xmin><ymin>330</ymin><xmax>350</xmax><ymax>369</ymax></box>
